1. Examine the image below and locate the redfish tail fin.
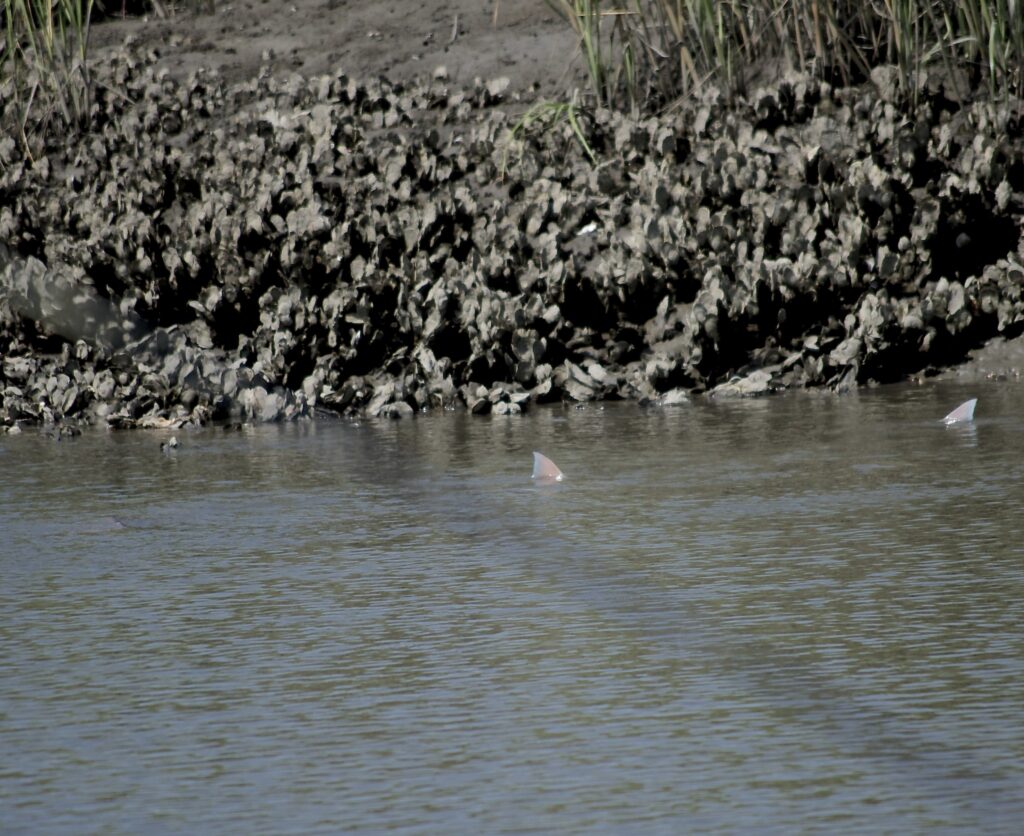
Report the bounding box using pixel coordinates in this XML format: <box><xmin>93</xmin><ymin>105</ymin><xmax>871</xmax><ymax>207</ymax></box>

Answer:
<box><xmin>943</xmin><ymin>398</ymin><xmax>977</xmax><ymax>425</ymax></box>
<box><xmin>532</xmin><ymin>451</ymin><xmax>564</xmax><ymax>482</ymax></box>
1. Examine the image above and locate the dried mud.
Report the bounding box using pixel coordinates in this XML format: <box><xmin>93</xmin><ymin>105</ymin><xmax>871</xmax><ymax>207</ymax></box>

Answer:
<box><xmin>2</xmin><ymin>45</ymin><xmax>1024</xmax><ymax>429</ymax></box>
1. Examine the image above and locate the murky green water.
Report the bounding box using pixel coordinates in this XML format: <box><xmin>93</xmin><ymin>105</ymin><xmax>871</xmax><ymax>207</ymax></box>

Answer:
<box><xmin>2</xmin><ymin>382</ymin><xmax>1023</xmax><ymax>833</ymax></box>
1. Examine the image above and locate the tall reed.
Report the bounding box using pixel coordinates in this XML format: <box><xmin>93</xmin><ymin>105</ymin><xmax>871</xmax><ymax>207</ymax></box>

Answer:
<box><xmin>549</xmin><ymin>0</ymin><xmax>1024</xmax><ymax>113</ymax></box>
<box><xmin>1</xmin><ymin>0</ymin><xmax>95</xmax><ymax>160</ymax></box>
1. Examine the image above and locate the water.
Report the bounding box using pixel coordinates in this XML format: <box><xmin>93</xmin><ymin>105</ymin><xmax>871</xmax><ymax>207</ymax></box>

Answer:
<box><xmin>2</xmin><ymin>381</ymin><xmax>1023</xmax><ymax>834</ymax></box>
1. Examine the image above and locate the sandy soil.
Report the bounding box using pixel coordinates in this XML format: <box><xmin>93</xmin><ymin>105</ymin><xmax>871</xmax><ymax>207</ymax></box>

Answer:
<box><xmin>92</xmin><ymin>0</ymin><xmax>580</xmax><ymax>94</ymax></box>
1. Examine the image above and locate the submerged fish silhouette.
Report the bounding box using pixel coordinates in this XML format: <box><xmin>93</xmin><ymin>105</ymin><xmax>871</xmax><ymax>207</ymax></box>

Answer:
<box><xmin>943</xmin><ymin>398</ymin><xmax>977</xmax><ymax>425</ymax></box>
<box><xmin>532</xmin><ymin>451</ymin><xmax>564</xmax><ymax>482</ymax></box>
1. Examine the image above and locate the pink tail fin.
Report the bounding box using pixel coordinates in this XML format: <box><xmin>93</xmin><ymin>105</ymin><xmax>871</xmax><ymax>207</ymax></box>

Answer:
<box><xmin>532</xmin><ymin>451</ymin><xmax>564</xmax><ymax>481</ymax></box>
<box><xmin>943</xmin><ymin>398</ymin><xmax>977</xmax><ymax>425</ymax></box>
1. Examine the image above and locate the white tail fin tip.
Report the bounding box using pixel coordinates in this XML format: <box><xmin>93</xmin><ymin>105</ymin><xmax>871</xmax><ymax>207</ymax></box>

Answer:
<box><xmin>532</xmin><ymin>451</ymin><xmax>564</xmax><ymax>481</ymax></box>
<box><xmin>943</xmin><ymin>398</ymin><xmax>977</xmax><ymax>425</ymax></box>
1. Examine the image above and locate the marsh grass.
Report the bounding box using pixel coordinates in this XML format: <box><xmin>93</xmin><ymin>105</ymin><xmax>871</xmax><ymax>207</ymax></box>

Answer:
<box><xmin>2</xmin><ymin>0</ymin><xmax>95</xmax><ymax>160</ymax></box>
<box><xmin>546</xmin><ymin>1</ymin><xmax>638</xmax><ymax>107</ymax></box>
<box><xmin>952</xmin><ymin>0</ymin><xmax>1024</xmax><ymax>97</ymax></box>
<box><xmin>549</xmin><ymin>0</ymin><xmax>1024</xmax><ymax>113</ymax></box>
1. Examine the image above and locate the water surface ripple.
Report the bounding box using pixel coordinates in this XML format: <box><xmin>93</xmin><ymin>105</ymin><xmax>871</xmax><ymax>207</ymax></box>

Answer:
<box><xmin>2</xmin><ymin>382</ymin><xmax>1022</xmax><ymax>833</ymax></box>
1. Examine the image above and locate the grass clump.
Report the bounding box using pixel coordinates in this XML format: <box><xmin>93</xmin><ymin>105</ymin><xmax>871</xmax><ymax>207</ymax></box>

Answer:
<box><xmin>1</xmin><ymin>0</ymin><xmax>96</xmax><ymax>160</ymax></box>
<box><xmin>548</xmin><ymin>0</ymin><xmax>1024</xmax><ymax>114</ymax></box>
<box><xmin>501</xmin><ymin>98</ymin><xmax>597</xmax><ymax>178</ymax></box>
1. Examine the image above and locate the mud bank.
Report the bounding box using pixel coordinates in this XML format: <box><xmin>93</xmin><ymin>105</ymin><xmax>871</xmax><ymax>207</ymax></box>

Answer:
<box><xmin>2</xmin><ymin>47</ymin><xmax>1023</xmax><ymax>429</ymax></box>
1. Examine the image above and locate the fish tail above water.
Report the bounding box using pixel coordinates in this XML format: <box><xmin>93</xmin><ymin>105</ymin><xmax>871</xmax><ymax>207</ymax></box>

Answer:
<box><xmin>943</xmin><ymin>398</ymin><xmax>977</xmax><ymax>425</ymax></box>
<box><xmin>532</xmin><ymin>451</ymin><xmax>564</xmax><ymax>482</ymax></box>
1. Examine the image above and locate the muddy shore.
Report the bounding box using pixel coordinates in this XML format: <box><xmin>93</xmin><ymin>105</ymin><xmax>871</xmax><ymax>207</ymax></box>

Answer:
<box><xmin>2</xmin><ymin>9</ymin><xmax>1023</xmax><ymax>429</ymax></box>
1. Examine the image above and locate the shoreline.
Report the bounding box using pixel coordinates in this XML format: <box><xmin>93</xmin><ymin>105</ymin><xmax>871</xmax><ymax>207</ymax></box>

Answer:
<box><xmin>2</xmin><ymin>14</ymin><xmax>1024</xmax><ymax>430</ymax></box>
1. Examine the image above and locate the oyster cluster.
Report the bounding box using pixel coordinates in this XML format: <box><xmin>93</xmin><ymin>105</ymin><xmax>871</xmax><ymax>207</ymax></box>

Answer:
<box><xmin>2</xmin><ymin>48</ymin><xmax>1022</xmax><ymax>429</ymax></box>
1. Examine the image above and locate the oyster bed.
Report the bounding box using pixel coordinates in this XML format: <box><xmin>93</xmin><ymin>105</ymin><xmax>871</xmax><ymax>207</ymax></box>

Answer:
<box><xmin>2</xmin><ymin>49</ymin><xmax>1023</xmax><ymax>428</ymax></box>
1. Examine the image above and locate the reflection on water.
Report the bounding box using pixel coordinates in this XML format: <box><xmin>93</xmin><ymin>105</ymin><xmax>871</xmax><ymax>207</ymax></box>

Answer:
<box><xmin>2</xmin><ymin>381</ymin><xmax>1023</xmax><ymax>833</ymax></box>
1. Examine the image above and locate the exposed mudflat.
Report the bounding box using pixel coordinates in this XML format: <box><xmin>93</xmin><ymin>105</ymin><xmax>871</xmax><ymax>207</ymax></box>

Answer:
<box><xmin>935</xmin><ymin>334</ymin><xmax>1024</xmax><ymax>382</ymax></box>
<box><xmin>2</xmin><ymin>3</ymin><xmax>1023</xmax><ymax>429</ymax></box>
<box><xmin>88</xmin><ymin>0</ymin><xmax>580</xmax><ymax>92</ymax></box>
